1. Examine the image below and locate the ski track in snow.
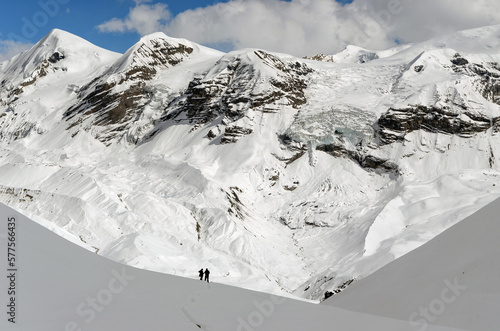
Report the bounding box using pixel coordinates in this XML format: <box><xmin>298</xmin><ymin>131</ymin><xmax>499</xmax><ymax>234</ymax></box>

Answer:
<box><xmin>180</xmin><ymin>282</ymin><xmax>213</xmax><ymax>330</ymax></box>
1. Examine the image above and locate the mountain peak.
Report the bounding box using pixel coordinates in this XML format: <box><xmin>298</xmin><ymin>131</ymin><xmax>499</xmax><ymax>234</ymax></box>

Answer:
<box><xmin>1</xmin><ymin>28</ymin><xmax>119</xmax><ymax>76</ymax></box>
<box><xmin>41</xmin><ymin>28</ymin><xmax>83</xmax><ymax>44</ymax></box>
<box><xmin>109</xmin><ymin>32</ymin><xmax>221</xmax><ymax>76</ymax></box>
<box><xmin>138</xmin><ymin>32</ymin><xmax>186</xmax><ymax>45</ymax></box>
<box><xmin>0</xmin><ymin>28</ymin><xmax>120</xmax><ymax>100</ymax></box>
<box><xmin>34</xmin><ymin>28</ymin><xmax>117</xmax><ymax>59</ymax></box>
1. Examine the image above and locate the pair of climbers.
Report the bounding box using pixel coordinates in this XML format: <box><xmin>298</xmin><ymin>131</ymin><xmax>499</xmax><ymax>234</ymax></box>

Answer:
<box><xmin>198</xmin><ymin>268</ymin><xmax>210</xmax><ymax>283</ymax></box>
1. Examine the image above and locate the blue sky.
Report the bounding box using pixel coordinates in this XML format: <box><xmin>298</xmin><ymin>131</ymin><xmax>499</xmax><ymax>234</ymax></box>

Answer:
<box><xmin>0</xmin><ymin>0</ymin><xmax>356</xmax><ymax>59</ymax></box>
<box><xmin>1</xmin><ymin>0</ymin><xmax>499</xmax><ymax>60</ymax></box>
<box><xmin>0</xmin><ymin>1</ymin><xmax>231</xmax><ymax>53</ymax></box>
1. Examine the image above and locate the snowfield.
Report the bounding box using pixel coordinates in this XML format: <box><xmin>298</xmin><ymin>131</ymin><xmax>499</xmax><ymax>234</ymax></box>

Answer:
<box><xmin>326</xmin><ymin>197</ymin><xmax>500</xmax><ymax>331</ymax></box>
<box><xmin>0</xmin><ymin>202</ymin><xmax>465</xmax><ymax>330</ymax></box>
<box><xmin>1</xmin><ymin>25</ymin><xmax>500</xmax><ymax>306</ymax></box>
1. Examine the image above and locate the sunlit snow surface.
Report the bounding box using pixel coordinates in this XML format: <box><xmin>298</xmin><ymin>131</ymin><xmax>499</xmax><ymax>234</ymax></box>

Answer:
<box><xmin>0</xmin><ymin>202</ymin><xmax>464</xmax><ymax>330</ymax></box>
<box><xmin>326</xmin><ymin>197</ymin><xmax>500</xmax><ymax>331</ymax></box>
<box><xmin>1</xmin><ymin>26</ymin><xmax>500</xmax><ymax>303</ymax></box>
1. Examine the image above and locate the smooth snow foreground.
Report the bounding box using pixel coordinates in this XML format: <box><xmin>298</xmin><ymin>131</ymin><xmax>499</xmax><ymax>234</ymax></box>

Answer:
<box><xmin>326</xmin><ymin>197</ymin><xmax>500</xmax><ymax>331</ymax></box>
<box><xmin>0</xmin><ymin>203</ymin><xmax>458</xmax><ymax>331</ymax></box>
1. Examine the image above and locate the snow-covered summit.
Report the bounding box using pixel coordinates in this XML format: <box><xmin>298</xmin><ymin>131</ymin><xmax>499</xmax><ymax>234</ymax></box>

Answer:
<box><xmin>108</xmin><ymin>32</ymin><xmax>223</xmax><ymax>77</ymax></box>
<box><xmin>308</xmin><ymin>25</ymin><xmax>500</xmax><ymax>66</ymax></box>
<box><xmin>0</xmin><ymin>29</ymin><xmax>120</xmax><ymax>87</ymax></box>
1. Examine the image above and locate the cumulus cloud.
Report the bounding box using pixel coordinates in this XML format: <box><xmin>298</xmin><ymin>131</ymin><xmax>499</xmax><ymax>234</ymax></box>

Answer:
<box><xmin>0</xmin><ymin>40</ymin><xmax>33</xmax><ymax>62</ymax></box>
<box><xmin>354</xmin><ymin>0</ymin><xmax>500</xmax><ymax>45</ymax></box>
<box><xmin>166</xmin><ymin>0</ymin><xmax>357</xmax><ymax>56</ymax></box>
<box><xmin>97</xmin><ymin>3</ymin><xmax>171</xmax><ymax>36</ymax></box>
<box><xmin>96</xmin><ymin>0</ymin><xmax>500</xmax><ymax>56</ymax></box>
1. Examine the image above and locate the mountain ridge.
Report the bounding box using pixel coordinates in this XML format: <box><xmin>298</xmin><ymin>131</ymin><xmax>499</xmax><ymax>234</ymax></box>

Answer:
<box><xmin>1</xmin><ymin>26</ymin><xmax>500</xmax><ymax>301</ymax></box>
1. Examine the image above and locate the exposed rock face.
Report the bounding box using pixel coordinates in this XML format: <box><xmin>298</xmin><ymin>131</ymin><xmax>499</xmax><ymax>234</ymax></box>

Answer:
<box><xmin>127</xmin><ymin>39</ymin><xmax>193</xmax><ymax>69</ymax></box>
<box><xmin>220</xmin><ymin>126</ymin><xmax>254</xmax><ymax>144</ymax></box>
<box><xmin>448</xmin><ymin>53</ymin><xmax>500</xmax><ymax>105</ymax></box>
<box><xmin>377</xmin><ymin>106</ymin><xmax>494</xmax><ymax>144</ymax></box>
<box><xmin>375</xmin><ymin>55</ymin><xmax>500</xmax><ymax>145</ymax></box>
<box><xmin>64</xmin><ymin>37</ymin><xmax>195</xmax><ymax>144</ymax></box>
<box><xmin>113</xmin><ymin>38</ymin><xmax>194</xmax><ymax>82</ymax></box>
<box><xmin>64</xmin><ymin>80</ymin><xmax>150</xmax><ymax>144</ymax></box>
<box><xmin>0</xmin><ymin>50</ymin><xmax>73</xmax><ymax>142</ymax></box>
<box><xmin>315</xmin><ymin>142</ymin><xmax>399</xmax><ymax>174</ymax></box>
<box><xmin>48</xmin><ymin>51</ymin><xmax>65</xmax><ymax>64</ymax></box>
<box><xmin>6</xmin><ymin>58</ymin><xmax>54</xmax><ymax>99</ymax></box>
<box><xmin>277</xmin><ymin>133</ymin><xmax>399</xmax><ymax>174</ymax></box>
<box><xmin>1</xmin><ymin>50</ymin><xmax>72</xmax><ymax>103</ymax></box>
<box><xmin>157</xmin><ymin>50</ymin><xmax>313</xmax><ymax>143</ymax></box>
<box><xmin>0</xmin><ymin>112</ymin><xmax>44</xmax><ymax>142</ymax></box>
<box><xmin>305</xmin><ymin>53</ymin><xmax>335</xmax><ymax>62</ymax></box>
<box><xmin>414</xmin><ymin>65</ymin><xmax>424</xmax><ymax>73</ymax></box>
<box><xmin>450</xmin><ymin>53</ymin><xmax>469</xmax><ymax>66</ymax></box>
<box><xmin>65</xmin><ymin>81</ymin><xmax>148</xmax><ymax>134</ymax></box>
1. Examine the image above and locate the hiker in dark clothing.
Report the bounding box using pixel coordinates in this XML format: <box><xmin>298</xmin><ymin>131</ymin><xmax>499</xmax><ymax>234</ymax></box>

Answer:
<box><xmin>204</xmin><ymin>268</ymin><xmax>210</xmax><ymax>283</ymax></box>
<box><xmin>198</xmin><ymin>269</ymin><xmax>204</xmax><ymax>280</ymax></box>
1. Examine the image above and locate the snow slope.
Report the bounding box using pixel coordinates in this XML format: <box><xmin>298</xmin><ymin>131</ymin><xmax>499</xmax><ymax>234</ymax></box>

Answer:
<box><xmin>0</xmin><ymin>202</ymin><xmax>461</xmax><ymax>331</ymax></box>
<box><xmin>325</xmin><ymin>197</ymin><xmax>500</xmax><ymax>331</ymax></box>
<box><xmin>2</xmin><ymin>25</ymin><xmax>500</xmax><ymax>303</ymax></box>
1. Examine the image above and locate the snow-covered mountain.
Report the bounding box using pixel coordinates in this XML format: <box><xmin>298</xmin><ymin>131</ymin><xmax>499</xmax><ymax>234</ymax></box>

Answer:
<box><xmin>1</xmin><ymin>26</ymin><xmax>500</xmax><ymax>302</ymax></box>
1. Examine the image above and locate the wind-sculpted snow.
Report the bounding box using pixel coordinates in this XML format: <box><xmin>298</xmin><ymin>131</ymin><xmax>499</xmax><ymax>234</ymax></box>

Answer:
<box><xmin>1</xmin><ymin>26</ymin><xmax>500</xmax><ymax>303</ymax></box>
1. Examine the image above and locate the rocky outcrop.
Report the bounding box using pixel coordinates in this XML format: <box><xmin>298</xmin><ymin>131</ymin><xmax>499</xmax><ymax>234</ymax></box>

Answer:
<box><xmin>316</xmin><ymin>143</ymin><xmax>399</xmax><ymax>174</ymax></box>
<box><xmin>115</xmin><ymin>38</ymin><xmax>194</xmax><ymax>81</ymax></box>
<box><xmin>450</xmin><ymin>54</ymin><xmax>500</xmax><ymax>105</ymax></box>
<box><xmin>450</xmin><ymin>53</ymin><xmax>469</xmax><ymax>66</ymax></box>
<box><xmin>4</xmin><ymin>52</ymin><xmax>65</xmax><ymax>99</ymax></box>
<box><xmin>0</xmin><ymin>112</ymin><xmax>44</xmax><ymax>143</ymax></box>
<box><xmin>220</xmin><ymin>126</ymin><xmax>254</xmax><ymax>144</ymax></box>
<box><xmin>278</xmin><ymin>134</ymin><xmax>399</xmax><ymax>174</ymax></box>
<box><xmin>63</xmin><ymin>37</ymin><xmax>194</xmax><ymax>144</ymax></box>
<box><xmin>377</xmin><ymin>106</ymin><xmax>494</xmax><ymax>144</ymax></box>
<box><xmin>304</xmin><ymin>53</ymin><xmax>335</xmax><ymax>63</ymax></box>
<box><xmin>323</xmin><ymin>279</ymin><xmax>355</xmax><ymax>301</ymax></box>
<box><xmin>157</xmin><ymin>50</ymin><xmax>312</xmax><ymax>143</ymax></box>
<box><xmin>48</xmin><ymin>51</ymin><xmax>65</xmax><ymax>64</ymax></box>
<box><xmin>414</xmin><ymin>65</ymin><xmax>424</xmax><ymax>73</ymax></box>
<box><xmin>65</xmin><ymin>80</ymin><xmax>148</xmax><ymax>123</ymax></box>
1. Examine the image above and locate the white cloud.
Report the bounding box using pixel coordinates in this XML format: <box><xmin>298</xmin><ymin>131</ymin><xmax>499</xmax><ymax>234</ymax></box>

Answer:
<box><xmin>0</xmin><ymin>40</ymin><xmax>33</xmax><ymax>62</ymax></box>
<box><xmin>97</xmin><ymin>3</ymin><xmax>171</xmax><ymax>36</ymax></box>
<box><xmin>353</xmin><ymin>0</ymin><xmax>500</xmax><ymax>45</ymax></box>
<box><xmin>165</xmin><ymin>0</ymin><xmax>355</xmax><ymax>56</ymax></box>
<box><xmin>96</xmin><ymin>0</ymin><xmax>500</xmax><ymax>56</ymax></box>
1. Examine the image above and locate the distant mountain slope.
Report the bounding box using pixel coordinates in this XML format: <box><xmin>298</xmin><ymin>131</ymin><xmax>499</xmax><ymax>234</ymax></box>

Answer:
<box><xmin>325</xmin><ymin>197</ymin><xmax>500</xmax><ymax>331</ymax></box>
<box><xmin>0</xmin><ymin>202</ymin><xmax>461</xmax><ymax>331</ymax></box>
<box><xmin>1</xmin><ymin>25</ymin><xmax>500</xmax><ymax>302</ymax></box>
